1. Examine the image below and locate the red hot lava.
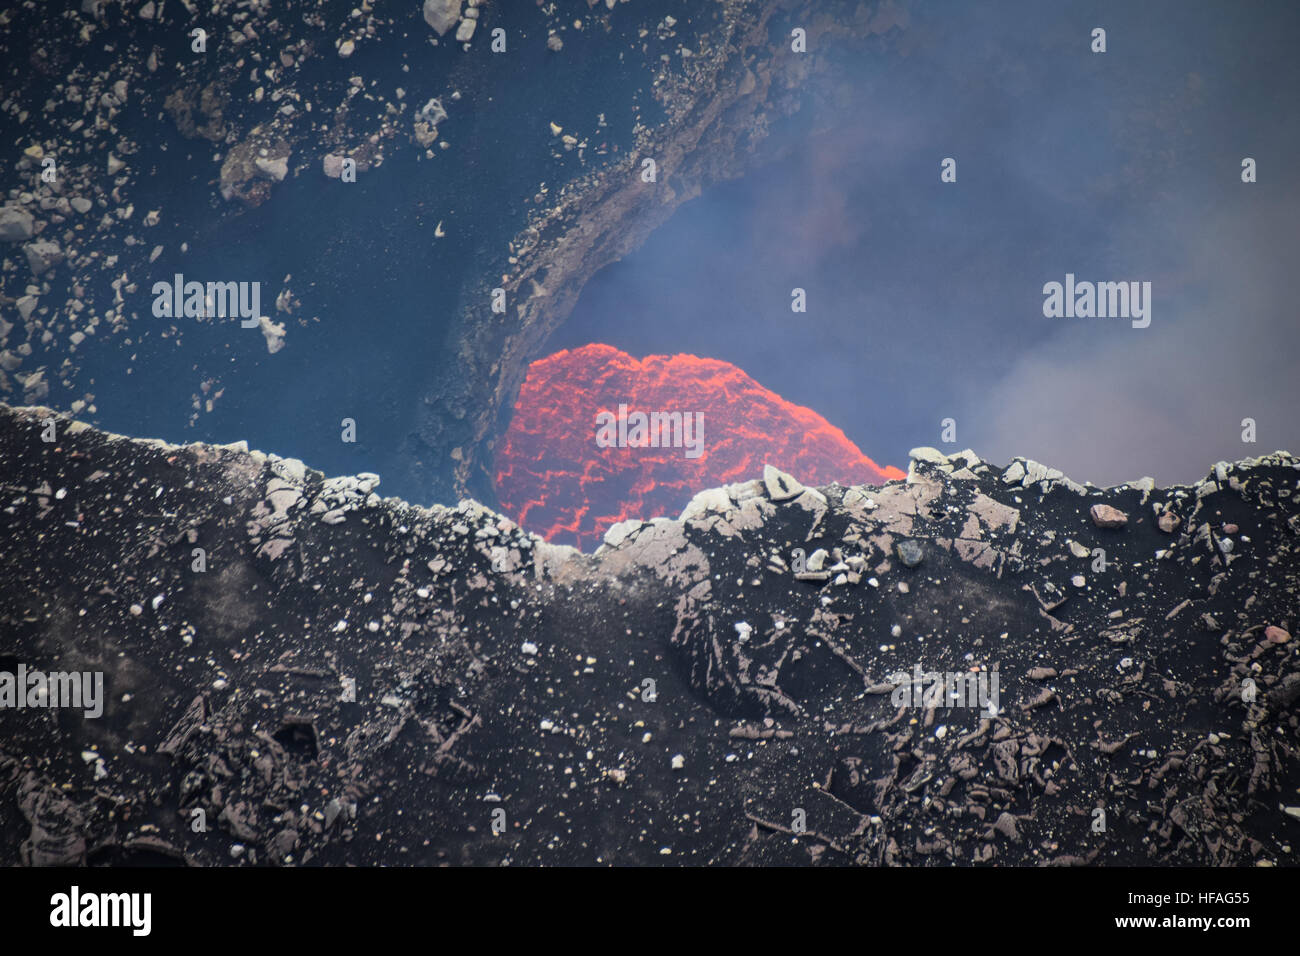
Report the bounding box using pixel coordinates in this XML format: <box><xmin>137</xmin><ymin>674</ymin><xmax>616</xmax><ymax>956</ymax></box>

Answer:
<box><xmin>494</xmin><ymin>343</ymin><xmax>905</xmax><ymax>550</ymax></box>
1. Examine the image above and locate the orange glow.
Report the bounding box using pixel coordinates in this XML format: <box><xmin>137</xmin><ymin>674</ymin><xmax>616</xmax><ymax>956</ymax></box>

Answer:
<box><xmin>494</xmin><ymin>344</ymin><xmax>905</xmax><ymax>549</ymax></box>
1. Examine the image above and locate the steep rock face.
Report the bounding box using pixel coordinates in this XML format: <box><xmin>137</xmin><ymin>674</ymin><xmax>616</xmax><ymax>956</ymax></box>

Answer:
<box><xmin>1</xmin><ymin>404</ymin><xmax>1298</xmax><ymax>866</ymax></box>
<box><xmin>408</xmin><ymin>0</ymin><xmax>912</xmax><ymax>505</ymax></box>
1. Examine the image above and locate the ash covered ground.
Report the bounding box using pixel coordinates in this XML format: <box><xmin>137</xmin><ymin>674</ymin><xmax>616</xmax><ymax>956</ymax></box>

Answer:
<box><xmin>2</xmin><ymin>403</ymin><xmax>1298</xmax><ymax>866</ymax></box>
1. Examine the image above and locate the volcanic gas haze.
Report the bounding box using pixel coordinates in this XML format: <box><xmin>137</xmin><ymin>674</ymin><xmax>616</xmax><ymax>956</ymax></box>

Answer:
<box><xmin>494</xmin><ymin>343</ymin><xmax>905</xmax><ymax>549</ymax></box>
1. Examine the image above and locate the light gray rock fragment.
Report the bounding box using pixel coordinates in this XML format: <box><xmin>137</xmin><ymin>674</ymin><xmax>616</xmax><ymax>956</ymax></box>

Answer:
<box><xmin>762</xmin><ymin>464</ymin><xmax>803</xmax><ymax>502</ymax></box>
<box><xmin>0</xmin><ymin>205</ymin><xmax>35</xmax><ymax>241</ymax></box>
<box><xmin>24</xmin><ymin>240</ymin><xmax>62</xmax><ymax>275</ymax></box>
<box><xmin>422</xmin><ymin>0</ymin><xmax>462</xmax><ymax>36</ymax></box>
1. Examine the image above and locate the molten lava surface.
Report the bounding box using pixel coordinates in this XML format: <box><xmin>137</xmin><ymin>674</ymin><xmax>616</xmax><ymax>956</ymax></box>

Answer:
<box><xmin>494</xmin><ymin>343</ymin><xmax>906</xmax><ymax>550</ymax></box>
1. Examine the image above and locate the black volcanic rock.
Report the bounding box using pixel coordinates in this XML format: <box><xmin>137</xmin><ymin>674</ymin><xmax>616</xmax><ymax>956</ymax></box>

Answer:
<box><xmin>1</xmin><ymin>404</ymin><xmax>1298</xmax><ymax>866</ymax></box>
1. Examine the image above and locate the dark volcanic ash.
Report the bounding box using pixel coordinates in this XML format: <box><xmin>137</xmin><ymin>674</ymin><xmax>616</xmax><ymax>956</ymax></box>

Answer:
<box><xmin>2</xmin><ymin>404</ymin><xmax>1298</xmax><ymax>866</ymax></box>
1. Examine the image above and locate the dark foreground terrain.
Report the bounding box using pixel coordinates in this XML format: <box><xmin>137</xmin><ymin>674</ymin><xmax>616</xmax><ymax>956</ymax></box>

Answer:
<box><xmin>1</xmin><ymin>402</ymin><xmax>1298</xmax><ymax>865</ymax></box>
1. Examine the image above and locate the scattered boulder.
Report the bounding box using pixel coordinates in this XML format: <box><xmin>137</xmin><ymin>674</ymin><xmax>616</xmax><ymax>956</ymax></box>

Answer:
<box><xmin>992</xmin><ymin>812</ymin><xmax>1021</xmax><ymax>842</ymax></box>
<box><xmin>0</xmin><ymin>205</ymin><xmax>35</xmax><ymax>241</ymax></box>
<box><xmin>422</xmin><ymin>0</ymin><xmax>462</xmax><ymax>36</ymax></box>
<box><xmin>909</xmin><ymin>446</ymin><xmax>947</xmax><ymax>465</ymax></box>
<box><xmin>763</xmin><ymin>464</ymin><xmax>803</xmax><ymax>502</ymax></box>
<box><xmin>254</xmin><ymin>156</ymin><xmax>289</xmax><ymax>182</ymax></box>
<box><xmin>417</xmin><ymin>98</ymin><xmax>447</xmax><ymax>127</ymax></box>
<box><xmin>602</xmin><ymin>518</ymin><xmax>643</xmax><ymax>549</ymax></box>
<box><xmin>23</xmin><ymin>239</ymin><xmax>63</xmax><ymax>276</ymax></box>
<box><xmin>258</xmin><ymin>315</ymin><xmax>286</xmax><ymax>354</ymax></box>
<box><xmin>896</xmin><ymin>539</ymin><xmax>924</xmax><ymax>568</ymax></box>
<box><xmin>20</xmin><ymin>369</ymin><xmax>48</xmax><ymax>401</ymax></box>
<box><xmin>1089</xmin><ymin>503</ymin><xmax>1128</xmax><ymax>529</ymax></box>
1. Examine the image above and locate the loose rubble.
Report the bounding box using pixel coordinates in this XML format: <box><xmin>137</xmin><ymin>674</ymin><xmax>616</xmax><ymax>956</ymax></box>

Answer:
<box><xmin>2</xmin><ymin>406</ymin><xmax>1297</xmax><ymax>866</ymax></box>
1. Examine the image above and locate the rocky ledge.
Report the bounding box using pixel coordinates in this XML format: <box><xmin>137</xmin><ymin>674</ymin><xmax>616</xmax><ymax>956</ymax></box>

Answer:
<box><xmin>1</xmin><ymin>403</ymin><xmax>1298</xmax><ymax>866</ymax></box>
